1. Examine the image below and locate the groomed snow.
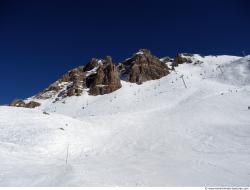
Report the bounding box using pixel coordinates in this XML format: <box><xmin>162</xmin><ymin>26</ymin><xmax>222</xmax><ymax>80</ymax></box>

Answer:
<box><xmin>0</xmin><ymin>55</ymin><xmax>250</xmax><ymax>186</ymax></box>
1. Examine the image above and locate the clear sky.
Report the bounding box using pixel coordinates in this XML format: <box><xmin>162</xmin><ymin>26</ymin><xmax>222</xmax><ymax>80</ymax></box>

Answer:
<box><xmin>0</xmin><ymin>0</ymin><xmax>250</xmax><ymax>104</ymax></box>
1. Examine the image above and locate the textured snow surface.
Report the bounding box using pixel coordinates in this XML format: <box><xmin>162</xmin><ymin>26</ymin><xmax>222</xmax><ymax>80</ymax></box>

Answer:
<box><xmin>0</xmin><ymin>55</ymin><xmax>250</xmax><ymax>186</ymax></box>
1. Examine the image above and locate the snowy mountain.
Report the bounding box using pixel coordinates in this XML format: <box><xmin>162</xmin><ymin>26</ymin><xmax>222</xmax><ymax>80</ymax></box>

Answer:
<box><xmin>1</xmin><ymin>50</ymin><xmax>250</xmax><ymax>186</ymax></box>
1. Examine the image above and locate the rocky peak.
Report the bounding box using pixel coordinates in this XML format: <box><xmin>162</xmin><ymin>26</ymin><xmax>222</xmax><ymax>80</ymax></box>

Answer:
<box><xmin>35</xmin><ymin>66</ymin><xmax>85</xmax><ymax>101</ymax></box>
<box><xmin>83</xmin><ymin>58</ymin><xmax>99</xmax><ymax>72</ymax></box>
<box><xmin>134</xmin><ymin>49</ymin><xmax>151</xmax><ymax>55</ymax></box>
<box><xmin>32</xmin><ymin>55</ymin><xmax>121</xmax><ymax>102</ymax></box>
<box><xmin>104</xmin><ymin>56</ymin><xmax>112</xmax><ymax>64</ymax></box>
<box><xmin>88</xmin><ymin>56</ymin><xmax>122</xmax><ymax>95</ymax></box>
<box><xmin>172</xmin><ymin>53</ymin><xmax>203</xmax><ymax>68</ymax></box>
<box><xmin>173</xmin><ymin>53</ymin><xmax>194</xmax><ymax>66</ymax></box>
<box><xmin>119</xmin><ymin>49</ymin><xmax>170</xmax><ymax>84</ymax></box>
<box><xmin>10</xmin><ymin>49</ymin><xmax>174</xmax><ymax>108</ymax></box>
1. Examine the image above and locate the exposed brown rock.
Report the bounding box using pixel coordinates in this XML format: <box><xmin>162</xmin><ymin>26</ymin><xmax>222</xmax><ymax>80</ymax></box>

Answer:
<box><xmin>66</xmin><ymin>68</ymin><xmax>84</xmax><ymax>96</ymax></box>
<box><xmin>172</xmin><ymin>53</ymin><xmax>204</xmax><ymax>69</ymax></box>
<box><xmin>172</xmin><ymin>53</ymin><xmax>193</xmax><ymax>68</ymax></box>
<box><xmin>10</xmin><ymin>99</ymin><xmax>41</xmax><ymax>108</ymax></box>
<box><xmin>83</xmin><ymin>58</ymin><xmax>99</xmax><ymax>72</ymax></box>
<box><xmin>33</xmin><ymin>55</ymin><xmax>122</xmax><ymax>99</ymax></box>
<box><xmin>10</xmin><ymin>99</ymin><xmax>26</xmax><ymax>107</ymax></box>
<box><xmin>36</xmin><ymin>66</ymin><xmax>86</xmax><ymax>100</ymax></box>
<box><xmin>89</xmin><ymin>56</ymin><xmax>122</xmax><ymax>95</ymax></box>
<box><xmin>47</xmin><ymin>85</ymin><xmax>61</xmax><ymax>92</ymax></box>
<box><xmin>25</xmin><ymin>101</ymin><xmax>41</xmax><ymax>108</ymax></box>
<box><xmin>21</xmin><ymin>49</ymin><xmax>173</xmax><ymax>103</ymax></box>
<box><xmin>120</xmin><ymin>49</ymin><xmax>170</xmax><ymax>84</ymax></box>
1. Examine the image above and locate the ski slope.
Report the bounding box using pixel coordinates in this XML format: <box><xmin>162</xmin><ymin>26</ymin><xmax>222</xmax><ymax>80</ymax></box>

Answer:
<box><xmin>0</xmin><ymin>55</ymin><xmax>250</xmax><ymax>186</ymax></box>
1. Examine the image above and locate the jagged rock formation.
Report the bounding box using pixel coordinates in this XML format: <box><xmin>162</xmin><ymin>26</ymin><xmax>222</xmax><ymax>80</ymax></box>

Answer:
<box><xmin>10</xmin><ymin>99</ymin><xmax>41</xmax><ymax>108</ymax></box>
<box><xmin>171</xmin><ymin>53</ymin><xmax>193</xmax><ymax>69</ymax></box>
<box><xmin>10</xmin><ymin>99</ymin><xmax>26</xmax><ymax>107</ymax></box>
<box><xmin>88</xmin><ymin>56</ymin><xmax>122</xmax><ymax>95</ymax></box>
<box><xmin>59</xmin><ymin>66</ymin><xmax>85</xmax><ymax>97</ymax></box>
<box><xmin>25</xmin><ymin>101</ymin><xmax>41</xmax><ymax>108</ymax></box>
<box><xmin>172</xmin><ymin>53</ymin><xmax>203</xmax><ymax>68</ymax></box>
<box><xmin>34</xmin><ymin>66</ymin><xmax>86</xmax><ymax>101</ymax></box>
<box><xmin>33</xmin><ymin>56</ymin><xmax>121</xmax><ymax>102</ymax></box>
<box><xmin>175</xmin><ymin>53</ymin><xmax>193</xmax><ymax>64</ymax></box>
<box><xmin>119</xmin><ymin>49</ymin><xmax>170</xmax><ymax>84</ymax></box>
<box><xmin>10</xmin><ymin>49</ymin><xmax>175</xmax><ymax>108</ymax></box>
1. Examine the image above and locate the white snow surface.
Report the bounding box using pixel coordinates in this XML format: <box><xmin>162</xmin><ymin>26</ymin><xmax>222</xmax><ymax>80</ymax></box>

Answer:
<box><xmin>0</xmin><ymin>55</ymin><xmax>250</xmax><ymax>186</ymax></box>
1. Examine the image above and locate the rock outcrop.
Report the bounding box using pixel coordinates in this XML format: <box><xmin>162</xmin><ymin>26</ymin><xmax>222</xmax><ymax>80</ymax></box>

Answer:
<box><xmin>172</xmin><ymin>53</ymin><xmax>203</xmax><ymax>68</ymax></box>
<box><xmin>172</xmin><ymin>53</ymin><xmax>199</xmax><ymax>69</ymax></box>
<box><xmin>10</xmin><ymin>49</ymin><xmax>175</xmax><ymax>108</ymax></box>
<box><xmin>88</xmin><ymin>56</ymin><xmax>122</xmax><ymax>95</ymax></box>
<box><xmin>174</xmin><ymin>53</ymin><xmax>193</xmax><ymax>65</ymax></box>
<box><xmin>35</xmin><ymin>67</ymin><xmax>89</xmax><ymax>100</ymax></box>
<box><xmin>34</xmin><ymin>56</ymin><xmax>121</xmax><ymax>100</ymax></box>
<box><xmin>25</xmin><ymin>101</ymin><xmax>41</xmax><ymax>108</ymax></box>
<box><xmin>62</xmin><ymin>68</ymin><xmax>85</xmax><ymax>97</ymax></box>
<box><xmin>10</xmin><ymin>99</ymin><xmax>26</xmax><ymax>107</ymax></box>
<box><xmin>119</xmin><ymin>49</ymin><xmax>170</xmax><ymax>84</ymax></box>
<box><xmin>10</xmin><ymin>99</ymin><xmax>41</xmax><ymax>108</ymax></box>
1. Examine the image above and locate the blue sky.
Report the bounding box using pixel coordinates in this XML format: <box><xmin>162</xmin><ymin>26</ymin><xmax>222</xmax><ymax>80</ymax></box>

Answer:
<box><xmin>0</xmin><ymin>0</ymin><xmax>250</xmax><ymax>104</ymax></box>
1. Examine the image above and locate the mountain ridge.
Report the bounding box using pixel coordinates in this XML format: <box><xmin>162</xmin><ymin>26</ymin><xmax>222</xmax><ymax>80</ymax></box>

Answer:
<box><xmin>9</xmin><ymin>49</ymin><xmax>243</xmax><ymax>108</ymax></box>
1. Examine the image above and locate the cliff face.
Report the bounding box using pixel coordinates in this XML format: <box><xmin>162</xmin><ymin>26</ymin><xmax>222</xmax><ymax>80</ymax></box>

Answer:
<box><xmin>27</xmin><ymin>55</ymin><xmax>122</xmax><ymax>104</ymax></box>
<box><xmin>88</xmin><ymin>56</ymin><xmax>122</xmax><ymax>95</ymax></box>
<box><xmin>35</xmin><ymin>49</ymin><xmax>169</xmax><ymax>101</ymax></box>
<box><xmin>119</xmin><ymin>49</ymin><xmax>170</xmax><ymax>84</ymax></box>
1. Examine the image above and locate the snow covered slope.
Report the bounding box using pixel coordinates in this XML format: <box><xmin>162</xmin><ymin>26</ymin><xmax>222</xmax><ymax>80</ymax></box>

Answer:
<box><xmin>0</xmin><ymin>54</ymin><xmax>250</xmax><ymax>186</ymax></box>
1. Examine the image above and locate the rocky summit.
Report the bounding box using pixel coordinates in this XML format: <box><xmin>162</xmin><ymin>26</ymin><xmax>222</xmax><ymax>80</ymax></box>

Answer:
<box><xmin>119</xmin><ymin>49</ymin><xmax>170</xmax><ymax>84</ymax></box>
<box><xmin>172</xmin><ymin>53</ymin><xmax>204</xmax><ymax>68</ymax></box>
<box><xmin>88</xmin><ymin>56</ymin><xmax>122</xmax><ymax>95</ymax></box>
<box><xmin>33</xmin><ymin>55</ymin><xmax>121</xmax><ymax>100</ymax></box>
<box><xmin>10</xmin><ymin>49</ymin><xmax>173</xmax><ymax>108</ymax></box>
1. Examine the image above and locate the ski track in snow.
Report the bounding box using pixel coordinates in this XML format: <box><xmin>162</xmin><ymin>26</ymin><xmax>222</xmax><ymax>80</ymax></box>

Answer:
<box><xmin>0</xmin><ymin>55</ymin><xmax>250</xmax><ymax>186</ymax></box>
